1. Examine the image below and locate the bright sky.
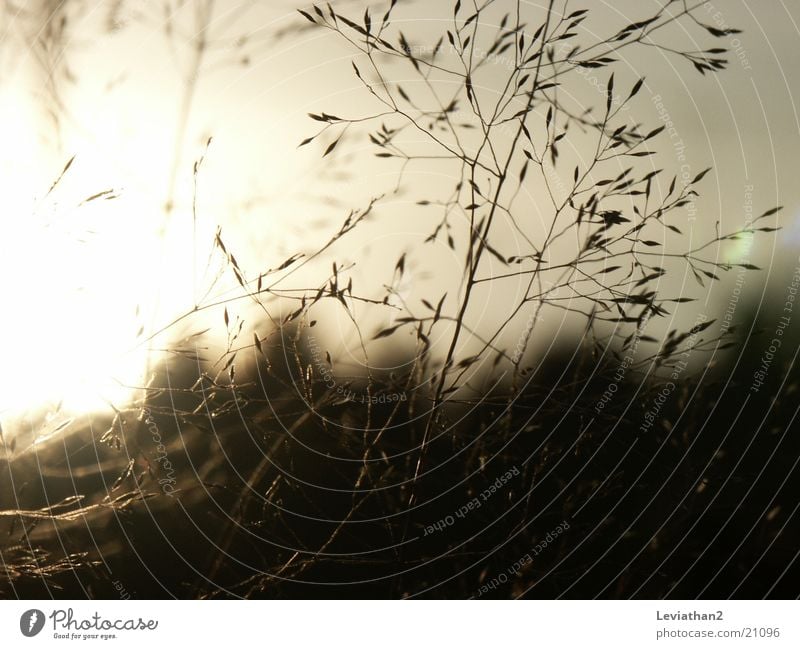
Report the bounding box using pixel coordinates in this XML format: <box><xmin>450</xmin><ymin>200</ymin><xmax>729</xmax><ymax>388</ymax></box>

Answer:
<box><xmin>0</xmin><ymin>0</ymin><xmax>798</xmax><ymax>447</ymax></box>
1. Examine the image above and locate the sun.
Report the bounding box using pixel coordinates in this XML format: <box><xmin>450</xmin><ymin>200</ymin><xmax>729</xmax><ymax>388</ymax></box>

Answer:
<box><xmin>2</xmin><ymin>34</ymin><xmax>241</xmax><ymax>436</ymax></box>
<box><xmin>0</xmin><ymin>107</ymin><xmax>195</xmax><ymax>434</ymax></box>
<box><xmin>0</xmin><ymin>193</ymin><xmax>149</xmax><ymax>417</ymax></box>
<box><xmin>0</xmin><ymin>34</ymin><xmax>259</xmax><ymax>446</ymax></box>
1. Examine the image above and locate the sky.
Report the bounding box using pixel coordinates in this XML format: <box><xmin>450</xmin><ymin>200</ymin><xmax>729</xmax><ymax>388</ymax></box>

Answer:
<box><xmin>0</xmin><ymin>0</ymin><xmax>798</xmax><ymax>444</ymax></box>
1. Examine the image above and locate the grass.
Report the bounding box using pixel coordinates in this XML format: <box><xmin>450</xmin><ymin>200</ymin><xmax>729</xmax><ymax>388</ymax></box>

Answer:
<box><xmin>1</xmin><ymin>0</ymin><xmax>795</xmax><ymax>599</ymax></box>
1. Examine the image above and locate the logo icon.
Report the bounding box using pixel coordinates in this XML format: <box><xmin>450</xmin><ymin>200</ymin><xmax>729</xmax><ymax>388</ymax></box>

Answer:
<box><xmin>20</xmin><ymin>609</ymin><xmax>45</xmax><ymax>637</ymax></box>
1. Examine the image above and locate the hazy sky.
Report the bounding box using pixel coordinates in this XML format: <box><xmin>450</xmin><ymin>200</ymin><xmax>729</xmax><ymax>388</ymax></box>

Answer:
<box><xmin>1</xmin><ymin>0</ymin><xmax>798</xmax><ymax>426</ymax></box>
